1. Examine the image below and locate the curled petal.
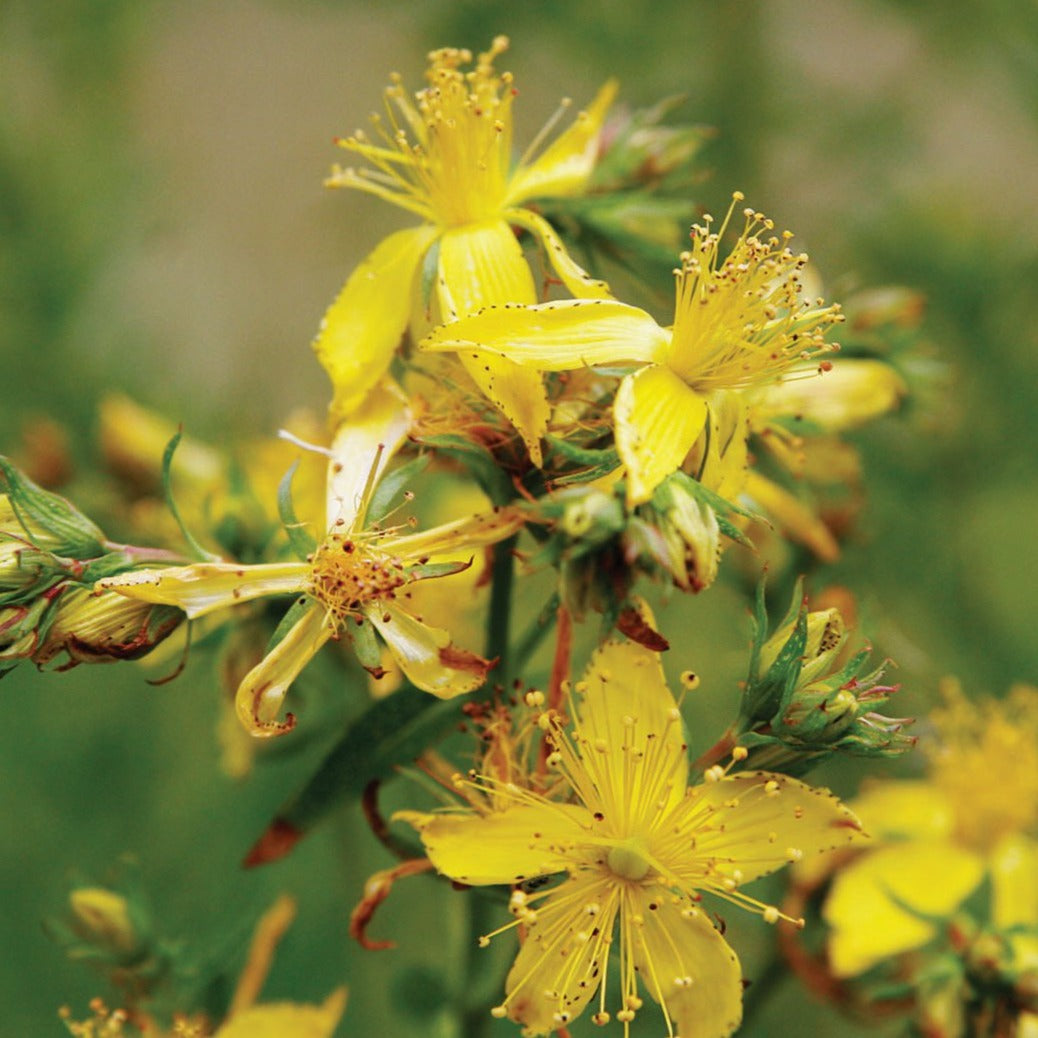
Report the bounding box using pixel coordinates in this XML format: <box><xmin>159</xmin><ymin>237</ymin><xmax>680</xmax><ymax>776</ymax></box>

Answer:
<box><xmin>504</xmin><ymin>79</ymin><xmax>618</xmax><ymax>205</ymax></box>
<box><xmin>235</xmin><ymin>605</ymin><xmax>331</xmax><ymax>738</ymax></box>
<box><xmin>97</xmin><ymin>562</ymin><xmax>306</xmax><ymax>619</ymax></box>
<box><xmin>824</xmin><ymin>840</ymin><xmax>984</xmax><ymax>976</ymax></box>
<box><xmin>629</xmin><ymin>890</ymin><xmax>743</xmax><ymax>1038</ymax></box>
<box><xmin>313</xmin><ymin>225</ymin><xmax>437</xmax><ymax>420</ymax></box>
<box><xmin>366</xmin><ymin>602</ymin><xmax>489</xmax><ymax>697</ymax></box>
<box><xmin>615</xmin><ymin>366</ymin><xmax>708</xmax><ymax>505</ymax></box>
<box><xmin>396</xmin><ymin>803</ymin><xmax>591</xmax><ymax>885</ymax></box>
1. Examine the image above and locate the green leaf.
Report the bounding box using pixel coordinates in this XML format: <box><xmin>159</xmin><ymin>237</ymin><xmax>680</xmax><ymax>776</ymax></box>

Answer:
<box><xmin>277</xmin><ymin>460</ymin><xmax>318</xmax><ymax>560</ymax></box>
<box><xmin>161</xmin><ymin>434</ymin><xmax>221</xmax><ymax>562</ymax></box>
<box><xmin>421</xmin><ymin>435</ymin><xmax>513</xmax><ymax>506</ymax></box>
<box><xmin>368</xmin><ymin>453</ymin><xmax>430</xmax><ymax>524</ymax></box>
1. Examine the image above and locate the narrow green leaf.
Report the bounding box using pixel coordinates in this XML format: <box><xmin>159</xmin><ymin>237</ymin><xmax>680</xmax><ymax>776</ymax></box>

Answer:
<box><xmin>277</xmin><ymin>460</ymin><xmax>318</xmax><ymax>560</ymax></box>
<box><xmin>161</xmin><ymin>433</ymin><xmax>221</xmax><ymax>562</ymax></box>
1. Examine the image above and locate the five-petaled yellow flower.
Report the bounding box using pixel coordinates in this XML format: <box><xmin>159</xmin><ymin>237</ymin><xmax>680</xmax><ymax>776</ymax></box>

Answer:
<box><xmin>99</xmin><ymin>386</ymin><xmax>521</xmax><ymax>735</ymax></box>
<box><xmin>821</xmin><ymin>681</ymin><xmax>1038</xmax><ymax>978</ymax></box>
<box><xmin>314</xmin><ymin>37</ymin><xmax>615</xmax><ymax>462</ymax></box>
<box><xmin>400</xmin><ymin>632</ymin><xmax>863</xmax><ymax>1036</ymax></box>
<box><xmin>423</xmin><ymin>195</ymin><xmax>844</xmax><ymax>504</ymax></box>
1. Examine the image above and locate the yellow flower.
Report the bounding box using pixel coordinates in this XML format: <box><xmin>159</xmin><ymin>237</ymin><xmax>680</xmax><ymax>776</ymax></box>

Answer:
<box><xmin>315</xmin><ymin>37</ymin><xmax>616</xmax><ymax>460</ymax></box>
<box><xmin>99</xmin><ymin>387</ymin><xmax>522</xmax><ymax>735</ymax></box>
<box><xmin>399</xmin><ymin>633</ymin><xmax>862</xmax><ymax>1036</ymax></box>
<box><xmin>822</xmin><ymin>682</ymin><xmax>1038</xmax><ymax>977</ymax></box>
<box><xmin>423</xmin><ymin>194</ymin><xmax>843</xmax><ymax>504</ymax></box>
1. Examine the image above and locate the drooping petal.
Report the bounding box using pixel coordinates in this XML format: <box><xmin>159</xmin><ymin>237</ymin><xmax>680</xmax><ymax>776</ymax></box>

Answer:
<box><xmin>421</xmin><ymin>298</ymin><xmax>669</xmax><ymax>370</ymax></box>
<box><xmin>503</xmin><ymin>873</ymin><xmax>621</xmax><ymax>1034</ymax></box>
<box><xmin>824</xmin><ymin>840</ymin><xmax>984</xmax><ymax>976</ymax></box>
<box><xmin>366</xmin><ymin>601</ymin><xmax>489</xmax><ymax>697</ymax></box>
<box><xmin>572</xmin><ymin>637</ymin><xmax>689</xmax><ymax>822</ymax></box>
<box><xmin>628</xmin><ymin>889</ymin><xmax>743</xmax><ymax>1038</ymax></box>
<box><xmin>97</xmin><ymin>562</ymin><xmax>306</xmax><ymax>619</ymax></box>
<box><xmin>313</xmin><ymin>225</ymin><xmax>437</xmax><ymax>420</ymax></box>
<box><xmin>436</xmin><ymin>220</ymin><xmax>550</xmax><ymax>464</ymax></box>
<box><xmin>235</xmin><ymin>605</ymin><xmax>331</xmax><ymax>737</ymax></box>
<box><xmin>507</xmin><ymin>207</ymin><xmax>612</xmax><ymax>300</ymax></box>
<box><xmin>742</xmin><ymin>470</ymin><xmax>840</xmax><ymax>562</ymax></box>
<box><xmin>436</xmin><ymin>219</ymin><xmax>538</xmax><ymax>317</ymax></box>
<box><xmin>215</xmin><ymin>988</ymin><xmax>347</xmax><ymax>1038</ymax></box>
<box><xmin>668</xmin><ymin>772</ymin><xmax>864</xmax><ymax>887</ymax></box>
<box><xmin>849</xmin><ymin>779</ymin><xmax>956</xmax><ymax>842</ymax></box>
<box><xmin>686</xmin><ymin>389</ymin><xmax>750</xmax><ymax>502</ymax></box>
<box><xmin>754</xmin><ymin>358</ymin><xmax>907</xmax><ymax>431</ymax></box>
<box><xmin>396</xmin><ymin>803</ymin><xmax>592</xmax><ymax>885</ymax></box>
<box><xmin>614</xmin><ymin>366</ymin><xmax>708</xmax><ymax>505</ymax></box>
<box><xmin>504</xmin><ymin>79</ymin><xmax>618</xmax><ymax>205</ymax></box>
<box><xmin>326</xmin><ymin>381</ymin><xmax>412</xmax><ymax>528</ymax></box>
<box><xmin>388</xmin><ymin>506</ymin><xmax>525</xmax><ymax>561</ymax></box>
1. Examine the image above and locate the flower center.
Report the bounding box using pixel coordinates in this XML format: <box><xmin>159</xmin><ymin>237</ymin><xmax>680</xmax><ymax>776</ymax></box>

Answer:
<box><xmin>307</xmin><ymin>533</ymin><xmax>409</xmax><ymax>625</ymax></box>
<box><xmin>667</xmin><ymin>195</ymin><xmax>842</xmax><ymax>392</ymax></box>
<box><xmin>606</xmin><ymin>836</ymin><xmax>653</xmax><ymax>881</ymax></box>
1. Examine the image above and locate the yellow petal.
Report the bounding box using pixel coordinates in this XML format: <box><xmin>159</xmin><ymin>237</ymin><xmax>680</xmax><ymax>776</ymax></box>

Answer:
<box><xmin>503</xmin><ymin>873</ymin><xmax>620</xmax><ymax>1033</ymax></box>
<box><xmin>742</xmin><ymin>470</ymin><xmax>840</xmax><ymax>562</ymax></box>
<box><xmin>629</xmin><ymin>889</ymin><xmax>743</xmax><ymax>1038</ymax></box>
<box><xmin>366</xmin><ymin>601</ymin><xmax>488</xmax><ymax>697</ymax></box>
<box><xmin>508</xmin><ymin>207</ymin><xmax>612</xmax><ymax>300</ymax></box>
<box><xmin>313</xmin><ymin>225</ymin><xmax>437</xmax><ymax>420</ymax></box>
<box><xmin>396</xmin><ymin>803</ymin><xmax>591</xmax><ymax>885</ymax></box>
<box><xmin>825</xmin><ymin>840</ymin><xmax>984</xmax><ymax>976</ymax></box>
<box><xmin>236</xmin><ymin>605</ymin><xmax>331</xmax><ymax>737</ymax></box>
<box><xmin>615</xmin><ymin>366</ymin><xmax>708</xmax><ymax>505</ymax></box>
<box><xmin>850</xmin><ymin>780</ymin><xmax>955</xmax><ymax>842</ymax></box>
<box><xmin>671</xmin><ymin>772</ymin><xmax>864</xmax><ymax>887</ymax></box>
<box><xmin>97</xmin><ymin>562</ymin><xmax>306</xmax><ymax>619</ymax></box>
<box><xmin>388</xmin><ymin>506</ymin><xmax>525</xmax><ymax>561</ymax></box>
<box><xmin>755</xmin><ymin>358</ymin><xmax>907</xmax><ymax>431</ymax></box>
<box><xmin>504</xmin><ymin>80</ymin><xmax>619</xmax><ymax>204</ymax></box>
<box><xmin>436</xmin><ymin>220</ymin><xmax>550</xmax><ymax>464</ymax></box>
<box><xmin>215</xmin><ymin>988</ymin><xmax>347</xmax><ymax>1038</ymax></box>
<box><xmin>574</xmin><ymin>638</ymin><xmax>689</xmax><ymax>818</ymax></box>
<box><xmin>436</xmin><ymin>219</ymin><xmax>537</xmax><ymax>317</ymax></box>
<box><xmin>686</xmin><ymin>390</ymin><xmax>750</xmax><ymax>502</ymax></box>
<box><xmin>326</xmin><ymin>380</ymin><xmax>412</xmax><ymax>528</ymax></box>
<box><xmin>421</xmin><ymin>298</ymin><xmax>668</xmax><ymax>370</ymax></box>
<box><xmin>990</xmin><ymin>833</ymin><xmax>1038</xmax><ymax>929</ymax></box>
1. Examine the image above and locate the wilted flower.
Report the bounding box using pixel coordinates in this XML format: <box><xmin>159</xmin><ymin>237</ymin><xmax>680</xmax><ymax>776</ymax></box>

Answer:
<box><xmin>399</xmin><ymin>626</ymin><xmax>862</xmax><ymax>1036</ymax></box>
<box><xmin>100</xmin><ymin>389</ymin><xmax>522</xmax><ymax>735</ymax></box>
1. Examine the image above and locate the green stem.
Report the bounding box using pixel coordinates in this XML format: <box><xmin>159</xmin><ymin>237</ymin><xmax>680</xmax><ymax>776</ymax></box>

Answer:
<box><xmin>460</xmin><ymin>893</ymin><xmax>496</xmax><ymax>1038</ymax></box>
<box><xmin>740</xmin><ymin>952</ymin><xmax>789</xmax><ymax>1032</ymax></box>
<box><xmin>485</xmin><ymin>534</ymin><xmax>518</xmax><ymax>688</ymax></box>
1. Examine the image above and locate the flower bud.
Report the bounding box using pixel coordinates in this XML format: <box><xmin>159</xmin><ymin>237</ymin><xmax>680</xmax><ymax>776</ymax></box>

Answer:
<box><xmin>68</xmin><ymin>888</ymin><xmax>142</xmax><ymax>962</ymax></box>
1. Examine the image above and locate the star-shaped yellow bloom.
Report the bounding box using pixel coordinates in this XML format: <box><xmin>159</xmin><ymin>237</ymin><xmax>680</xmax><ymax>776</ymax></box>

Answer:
<box><xmin>315</xmin><ymin>37</ymin><xmax>615</xmax><ymax>461</ymax></box>
<box><xmin>400</xmin><ymin>633</ymin><xmax>862</xmax><ymax>1036</ymax></box>
<box><xmin>99</xmin><ymin>386</ymin><xmax>522</xmax><ymax>735</ymax></box>
<box><xmin>821</xmin><ymin>682</ymin><xmax>1038</xmax><ymax>977</ymax></box>
<box><xmin>423</xmin><ymin>195</ymin><xmax>843</xmax><ymax>504</ymax></box>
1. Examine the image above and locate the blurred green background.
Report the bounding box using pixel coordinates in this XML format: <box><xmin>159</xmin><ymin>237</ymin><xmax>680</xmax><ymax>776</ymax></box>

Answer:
<box><xmin>2</xmin><ymin>1</ymin><xmax>1036</xmax><ymax>1035</ymax></box>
